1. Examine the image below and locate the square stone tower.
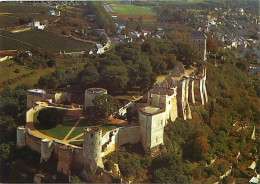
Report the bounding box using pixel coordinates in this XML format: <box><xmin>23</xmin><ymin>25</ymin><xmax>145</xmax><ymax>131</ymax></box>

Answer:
<box><xmin>189</xmin><ymin>31</ymin><xmax>207</xmax><ymax>61</ymax></box>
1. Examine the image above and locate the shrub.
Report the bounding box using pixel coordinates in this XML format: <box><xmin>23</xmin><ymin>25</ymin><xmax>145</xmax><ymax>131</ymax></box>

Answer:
<box><xmin>14</xmin><ymin>69</ymin><xmax>20</xmax><ymax>73</ymax></box>
<box><xmin>104</xmin><ymin>160</ymin><xmax>114</xmax><ymax>171</ymax></box>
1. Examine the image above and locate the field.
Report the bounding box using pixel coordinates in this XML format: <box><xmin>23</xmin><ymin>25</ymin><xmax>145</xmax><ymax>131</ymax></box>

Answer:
<box><xmin>0</xmin><ymin>15</ymin><xmax>19</xmax><ymax>28</ymax></box>
<box><xmin>0</xmin><ymin>30</ymin><xmax>92</xmax><ymax>52</ymax></box>
<box><xmin>110</xmin><ymin>4</ymin><xmax>156</xmax><ymax>15</ymax></box>
<box><xmin>0</xmin><ymin>60</ymin><xmax>56</xmax><ymax>89</ymax></box>
<box><xmin>0</xmin><ymin>2</ymin><xmax>48</xmax><ymax>13</ymax></box>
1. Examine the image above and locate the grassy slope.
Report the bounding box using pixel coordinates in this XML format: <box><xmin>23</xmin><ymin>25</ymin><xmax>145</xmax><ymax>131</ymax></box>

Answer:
<box><xmin>0</xmin><ymin>30</ymin><xmax>92</xmax><ymax>52</ymax></box>
<box><xmin>110</xmin><ymin>4</ymin><xmax>156</xmax><ymax>15</ymax></box>
<box><xmin>0</xmin><ymin>60</ymin><xmax>56</xmax><ymax>89</ymax></box>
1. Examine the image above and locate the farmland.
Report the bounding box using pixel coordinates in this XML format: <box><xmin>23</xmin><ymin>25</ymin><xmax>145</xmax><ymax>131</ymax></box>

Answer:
<box><xmin>110</xmin><ymin>4</ymin><xmax>156</xmax><ymax>15</ymax></box>
<box><xmin>0</xmin><ymin>30</ymin><xmax>93</xmax><ymax>52</ymax></box>
<box><xmin>0</xmin><ymin>2</ymin><xmax>48</xmax><ymax>13</ymax></box>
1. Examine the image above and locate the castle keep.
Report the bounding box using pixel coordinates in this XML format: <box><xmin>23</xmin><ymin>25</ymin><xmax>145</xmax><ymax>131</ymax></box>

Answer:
<box><xmin>17</xmin><ymin>62</ymin><xmax>208</xmax><ymax>175</ymax></box>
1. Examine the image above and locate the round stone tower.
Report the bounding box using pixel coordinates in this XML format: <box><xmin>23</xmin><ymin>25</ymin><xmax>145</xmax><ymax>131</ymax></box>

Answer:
<box><xmin>84</xmin><ymin>88</ymin><xmax>107</xmax><ymax>109</ymax></box>
<box><xmin>17</xmin><ymin>126</ymin><xmax>26</xmax><ymax>148</ymax></box>
<box><xmin>41</xmin><ymin>139</ymin><xmax>53</xmax><ymax>161</ymax></box>
<box><xmin>83</xmin><ymin>126</ymin><xmax>103</xmax><ymax>169</ymax></box>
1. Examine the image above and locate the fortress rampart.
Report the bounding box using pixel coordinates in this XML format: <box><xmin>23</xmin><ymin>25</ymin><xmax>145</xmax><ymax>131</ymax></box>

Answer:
<box><xmin>17</xmin><ymin>63</ymin><xmax>208</xmax><ymax>175</ymax></box>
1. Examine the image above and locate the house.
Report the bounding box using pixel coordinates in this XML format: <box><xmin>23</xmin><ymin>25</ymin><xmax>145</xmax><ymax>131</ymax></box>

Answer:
<box><xmin>249</xmin><ymin>177</ymin><xmax>259</xmax><ymax>184</ymax></box>
<box><xmin>48</xmin><ymin>10</ymin><xmax>60</xmax><ymax>16</ymax></box>
<box><xmin>93</xmin><ymin>29</ymin><xmax>105</xmax><ymax>37</ymax></box>
<box><xmin>89</xmin><ymin>44</ymin><xmax>105</xmax><ymax>55</ymax></box>
<box><xmin>189</xmin><ymin>31</ymin><xmax>207</xmax><ymax>61</ymax></box>
<box><xmin>111</xmin><ymin>15</ymin><xmax>117</xmax><ymax>20</ymax></box>
<box><xmin>50</xmin><ymin>5</ymin><xmax>58</xmax><ymax>9</ymax></box>
<box><xmin>28</xmin><ymin>20</ymin><xmax>40</xmax><ymax>27</ymax></box>
<box><xmin>87</xmin><ymin>14</ymin><xmax>95</xmax><ymax>21</ymax></box>
<box><xmin>28</xmin><ymin>20</ymin><xmax>45</xmax><ymax>30</ymax></box>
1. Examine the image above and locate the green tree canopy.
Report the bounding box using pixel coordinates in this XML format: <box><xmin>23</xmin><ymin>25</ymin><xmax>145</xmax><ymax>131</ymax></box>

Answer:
<box><xmin>92</xmin><ymin>94</ymin><xmax>119</xmax><ymax>120</ymax></box>
<box><xmin>37</xmin><ymin>108</ymin><xmax>64</xmax><ymax>128</ymax></box>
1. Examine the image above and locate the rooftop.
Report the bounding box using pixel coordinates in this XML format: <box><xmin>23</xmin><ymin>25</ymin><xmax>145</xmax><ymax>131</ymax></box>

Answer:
<box><xmin>190</xmin><ymin>31</ymin><xmax>207</xmax><ymax>39</ymax></box>
<box><xmin>28</xmin><ymin>89</ymin><xmax>45</xmax><ymax>94</ymax></box>
<box><xmin>140</xmin><ymin>106</ymin><xmax>165</xmax><ymax>115</ymax></box>
<box><xmin>85</xmin><ymin>88</ymin><xmax>107</xmax><ymax>94</ymax></box>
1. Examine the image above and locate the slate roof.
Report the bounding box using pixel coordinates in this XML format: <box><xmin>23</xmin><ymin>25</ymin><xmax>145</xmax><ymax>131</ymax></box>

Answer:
<box><xmin>190</xmin><ymin>31</ymin><xmax>207</xmax><ymax>39</ymax></box>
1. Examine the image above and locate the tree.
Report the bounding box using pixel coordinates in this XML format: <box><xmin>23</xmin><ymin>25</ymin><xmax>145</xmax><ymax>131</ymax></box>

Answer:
<box><xmin>121</xmin><ymin>28</ymin><xmax>129</xmax><ymax>36</ymax></box>
<box><xmin>101</xmin><ymin>66</ymin><xmax>129</xmax><ymax>91</ymax></box>
<box><xmin>193</xmin><ymin>136</ymin><xmax>209</xmax><ymax>160</ymax></box>
<box><xmin>77</xmin><ymin>66</ymin><xmax>100</xmax><ymax>85</ymax></box>
<box><xmin>92</xmin><ymin>94</ymin><xmax>119</xmax><ymax>120</ymax></box>
<box><xmin>176</xmin><ymin>43</ymin><xmax>198</xmax><ymax>67</ymax></box>
<box><xmin>126</xmin><ymin>106</ymin><xmax>138</xmax><ymax>124</ymax></box>
<box><xmin>207</xmin><ymin>38</ymin><xmax>218</xmax><ymax>55</ymax></box>
<box><xmin>37</xmin><ymin>108</ymin><xmax>64</xmax><ymax>128</ymax></box>
<box><xmin>104</xmin><ymin>160</ymin><xmax>114</xmax><ymax>171</ymax></box>
<box><xmin>47</xmin><ymin>59</ymin><xmax>56</xmax><ymax>67</ymax></box>
<box><xmin>150</xmin><ymin>54</ymin><xmax>167</xmax><ymax>74</ymax></box>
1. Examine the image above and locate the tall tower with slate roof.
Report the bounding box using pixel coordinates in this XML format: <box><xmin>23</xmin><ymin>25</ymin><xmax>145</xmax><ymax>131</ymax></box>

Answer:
<box><xmin>190</xmin><ymin>31</ymin><xmax>207</xmax><ymax>61</ymax></box>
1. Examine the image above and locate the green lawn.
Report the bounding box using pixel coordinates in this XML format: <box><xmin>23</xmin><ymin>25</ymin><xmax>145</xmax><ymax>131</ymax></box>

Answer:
<box><xmin>0</xmin><ymin>30</ymin><xmax>93</xmax><ymax>52</ymax></box>
<box><xmin>36</xmin><ymin>124</ymin><xmax>71</xmax><ymax>140</ymax></box>
<box><xmin>110</xmin><ymin>4</ymin><xmax>156</xmax><ymax>15</ymax></box>
<box><xmin>67</xmin><ymin>119</ymin><xmax>118</xmax><ymax>140</ymax></box>
<box><xmin>35</xmin><ymin>111</ymin><xmax>78</xmax><ymax>140</ymax></box>
<box><xmin>67</xmin><ymin>119</ymin><xmax>97</xmax><ymax>140</ymax></box>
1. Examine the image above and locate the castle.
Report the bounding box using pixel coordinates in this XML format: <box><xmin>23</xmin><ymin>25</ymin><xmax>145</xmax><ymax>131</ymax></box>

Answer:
<box><xmin>17</xmin><ymin>62</ymin><xmax>208</xmax><ymax>175</ymax></box>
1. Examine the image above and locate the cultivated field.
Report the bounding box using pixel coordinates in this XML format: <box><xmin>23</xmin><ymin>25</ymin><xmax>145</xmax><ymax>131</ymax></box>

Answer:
<box><xmin>110</xmin><ymin>4</ymin><xmax>156</xmax><ymax>15</ymax></box>
<box><xmin>0</xmin><ymin>30</ymin><xmax>93</xmax><ymax>52</ymax></box>
<box><xmin>0</xmin><ymin>2</ymin><xmax>48</xmax><ymax>13</ymax></box>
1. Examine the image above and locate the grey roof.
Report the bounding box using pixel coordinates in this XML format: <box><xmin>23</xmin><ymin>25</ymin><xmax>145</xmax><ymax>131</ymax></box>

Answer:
<box><xmin>190</xmin><ymin>31</ymin><xmax>207</xmax><ymax>39</ymax></box>
<box><xmin>169</xmin><ymin>66</ymin><xmax>181</xmax><ymax>77</ymax></box>
<box><xmin>176</xmin><ymin>62</ymin><xmax>185</xmax><ymax>74</ymax></box>
<box><xmin>164</xmin><ymin>76</ymin><xmax>178</xmax><ymax>88</ymax></box>
<box><xmin>149</xmin><ymin>83</ymin><xmax>176</xmax><ymax>96</ymax></box>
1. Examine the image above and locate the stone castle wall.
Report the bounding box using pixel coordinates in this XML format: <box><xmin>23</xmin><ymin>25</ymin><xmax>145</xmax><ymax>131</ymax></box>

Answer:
<box><xmin>26</xmin><ymin>130</ymin><xmax>42</xmax><ymax>153</ymax></box>
<box><xmin>101</xmin><ymin>126</ymin><xmax>141</xmax><ymax>157</ymax></box>
<box><xmin>118</xmin><ymin>126</ymin><xmax>141</xmax><ymax>147</ymax></box>
<box><xmin>57</xmin><ymin>146</ymin><xmax>73</xmax><ymax>175</ymax></box>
